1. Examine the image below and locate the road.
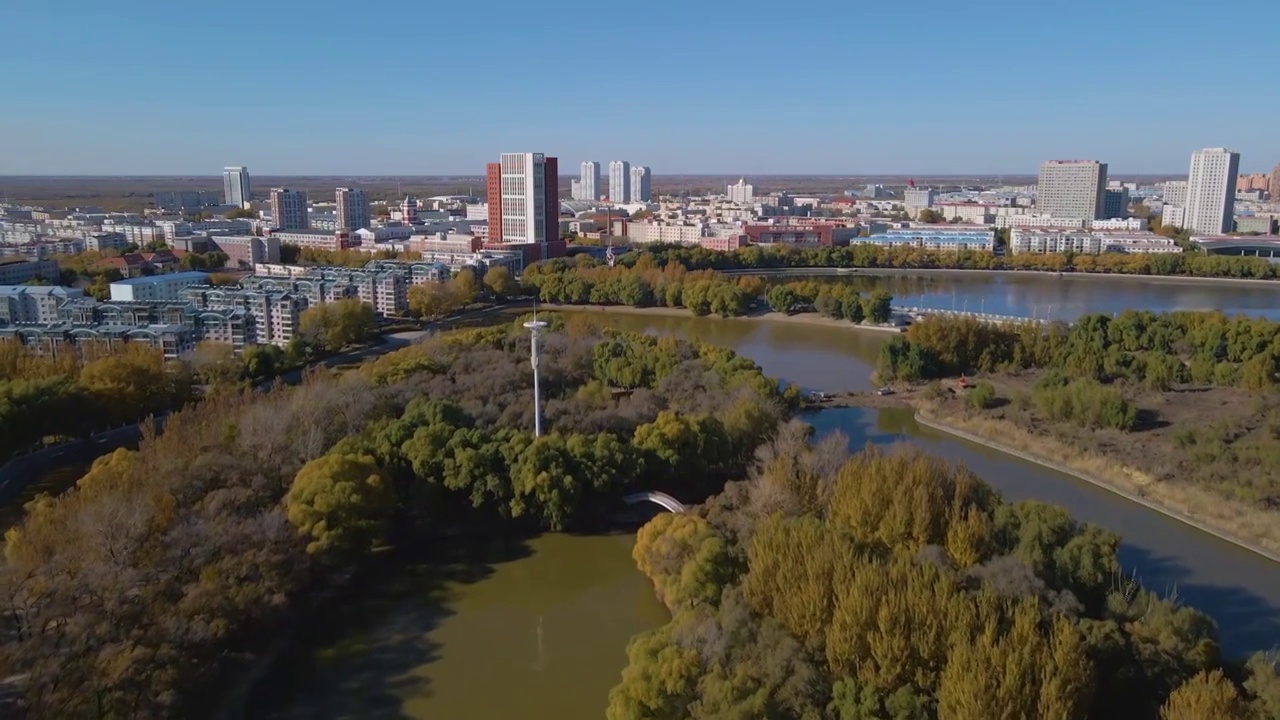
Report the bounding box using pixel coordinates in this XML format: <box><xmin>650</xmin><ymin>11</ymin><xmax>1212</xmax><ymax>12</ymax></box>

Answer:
<box><xmin>0</xmin><ymin>303</ymin><xmax>514</xmax><ymax>515</ymax></box>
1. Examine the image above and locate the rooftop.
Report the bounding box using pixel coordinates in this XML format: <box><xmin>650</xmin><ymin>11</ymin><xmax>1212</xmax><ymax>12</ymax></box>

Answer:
<box><xmin>112</xmin><ymin>271</ymin><xmax>210</xmax><ymax>286</ymax></box>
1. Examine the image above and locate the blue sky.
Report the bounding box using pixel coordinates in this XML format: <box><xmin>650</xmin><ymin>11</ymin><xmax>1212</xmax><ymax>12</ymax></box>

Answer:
<box><xmin>3</xmin><ymin>0</ymin><xmax>1277</xmax><ymax>175</ymax></box>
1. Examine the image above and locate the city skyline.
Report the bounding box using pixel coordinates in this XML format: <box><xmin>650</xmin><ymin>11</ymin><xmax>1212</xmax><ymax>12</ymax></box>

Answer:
<box><xmin>3</xmin><ymin>0</ymin><xmax>1278</xmax><ymax>175</ymax></box>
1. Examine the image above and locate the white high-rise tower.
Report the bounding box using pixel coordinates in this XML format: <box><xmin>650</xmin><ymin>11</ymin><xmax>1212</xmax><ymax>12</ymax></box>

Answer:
<box><xmin>223</xmin><ymin>166</ymin><xmax>251</xmax><ymax>207</ymax></box>
<box><xmin>579</xmin><ymin>161</ymin><xmax>600</xmax><ymax>201</ymax></box>
<box><xmin>609</xmin><ymin>160</ymin><xmax>630</xmax><ymax>203</ymax></box>
<box><xmin>1185</xmin><ymin>148</ymin><xmax>1240</xmax><ymax>235</ymax></box>
<box><xmin>629</xmin><ymin>166</ymin><xmax>651</xmax><ymax>203</ymax></box>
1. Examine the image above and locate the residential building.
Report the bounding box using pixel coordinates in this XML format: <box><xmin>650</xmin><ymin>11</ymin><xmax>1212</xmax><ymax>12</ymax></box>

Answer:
<box><xmin>154</xmin><ymin>191</ymin><xmax>220</xmax><ymax>211</ymax></box>
<box><xmin>1235</xmin><ymin>216</ymin><xmax>1278</xmax><ymax>234</ymax></box>
<box><xmin>860</xmin><ymin>227</ymin><xmax>996</xmax><ymax>252</ymax></box>
<box><xmin>336</xmin><ymin>187</ymin><xmax>371</xmax><ymax>232</ymax></box>
<box><xmin>744</xmin><ymin>223</ymin><xmax>858</xmax><ymax>246</ymax></box>
<box><xmin>223</xmin><ymin>166</ymin><xmax>252</xmax><ymax>207</ymax></box>
<box><xmin>570</xmin><ymin>180</ymin><xmax>582</xmax><ymax>200</ymax></box>
<box><xmin>609</xmin><ymin>160</ymin><xmax>630</xmax><ymax>203</ymax></box>
<box><xmin>0</xmin><ymin>286</ymin><xmax>83</xmax><ymax>325</ymax></box>
<box><xmin>625</xmin><ymin>221</ymin><xmax>713</xmax><ymax>245</ymax></box>
<box><xmin>1162</xmin><ymin>180</ymin><xmax>1189</xmax><ymax>207</ymax></box>
<box><xmin>270</xmin><ymin>230</ymin><xmax>354</xmax><ymax>252</ymax></box>
<box><xmin>578</xmin><ymin>161</ymin><xmax>600</xmax><ymax>201</ymax></box>
<box><xmin>1103</xmin><ymin>187</ymin><xmax>1130</xmax><ymax>219</ymax></box>
<box><xmin>0</xmin><ymin>258</ymin><xmax>58</xmax><ymax>285</ymax></box>
<box><xmin>207</xmin><ymin>235</ymin><xmax>281</xmax><ymax>268</ymax></box>
<box><xmin>1270</xmin><ymin>163</ymin><xmax>1280</xmax><ymax>201</ymax></box>
<box><xmin>485</xmin><ymin>152</ymin><xmax>562</xmax><ymax>261</ymax></box>
<box><xmin>109</xmin><ymin>271</ymin><xmax>211</xmax><ymax>303</ymax></box>
<box><xmin>270</xmin><ymin>188</ymin><xmax>308</xmax><ymax>231</ymax></box>
<box><xmin>1162</xmin><ymin>205</ymin><xmax>1187</xmax><ymax>229</ymax></box>
<box><xmin>904</xmin><ymin>188</ymin><xmax>937</xmax><ymax>217</ymax></box>
<box><xmin>1036</xmin><ymin>160</ymin><xmax>1107</xmax><ymax>220</ymax></box>
<box><xmin>1185</xmin><ymin>148</ymin><xmax>1240</xmax><ymax>235</ymax></box>
<box><xmin>86</xmin><ymin>232</ymin><xmax>129</xmax><ymax>253</ymax></box>
<box><xmin>1238</xmin><ymin>173</ymin><xmax>1271</xmax><ymax>192</ymax></box>
<box><xmin>630</xmin><ymin>166</ymin><xmax>652</xmax><ymax>203</ymax></box>
<box><xmin>1090</xmin><ymin>218</ymin><xmax>1148</xmax><ymax>231</ymax></box>
<box><xmin>726</xmin><ymin>178</ymin><xmax>754</xmax><ymax>203</ymax></box>
<box><xmin>1010</xmin><ymin>229</ymin><xmax>1180</xmax><ymax>255</ymax></box>
<box><xmin>938</xmin><ymin>203</ymin><xmax>997</xmax><ymax>224</ymax></box>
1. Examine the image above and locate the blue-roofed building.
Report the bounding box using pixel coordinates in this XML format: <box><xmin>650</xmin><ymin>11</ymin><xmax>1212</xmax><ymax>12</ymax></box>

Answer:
<box><xmin>858</xmin><ymin>227</ymin><xmax>996</xmax><ymax>252</ymax></box>
<box><xmin>108</xmin><ymin>271</ymin><xmax>211</xmax><ymax>303</ymax></box>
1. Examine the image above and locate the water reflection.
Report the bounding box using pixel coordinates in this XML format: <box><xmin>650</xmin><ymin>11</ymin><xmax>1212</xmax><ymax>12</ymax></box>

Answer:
<box><xmin>783</xmin><ymin>273</ymin><xmax>1280</xmax><ymax>321</ymax></box>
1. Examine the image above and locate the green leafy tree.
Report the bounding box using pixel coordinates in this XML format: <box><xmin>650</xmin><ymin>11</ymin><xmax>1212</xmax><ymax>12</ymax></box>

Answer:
<box><xmin>285</xmin><ymin>453</ymin><xmax>394</xmax><ymax>557</ymax></box>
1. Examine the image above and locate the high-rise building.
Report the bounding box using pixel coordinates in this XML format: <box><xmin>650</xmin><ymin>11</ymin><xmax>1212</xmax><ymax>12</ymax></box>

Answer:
<box><xmin>1185</xmin><ymin>148</ymin><xmax>1240</xmax><ymax>235</ymax></box>
<box><xmin>1103</xmin><ymin>187</ymin><xmax>1130</xmax><ymax>219</ymax></box>
<box><xmin>579</xmin><ymin>161</ymin><xmax>600</xmax><ymax>201</ymax></box>
<box><xmin>270</xmin><ymin>188</ymin><xmax>308</xmax><ymax>231</ymax></box>
<box><xmin>609</xmin><ymin>160</ymin><xmax>630</xmax><ymax>203</ymax></box>
<box><xmin>1036</xmin><ymin>160</ymin><xmax>1107</xmax><ymax>220</ymax></box>
<box><xmin>486</xmin><ymin>152</ymin><xmax>559</xmax><ymax>248</ymax></box>
<box><xmin>223</xmin><ymin>166</ymin><xmax>252</xmax><ymax>207</ymax></box>
<box><xmin>1162</xmin><ymin>180</ymin><xmax>1188</xmax><ymax>207</ymax></box>
<box><xmin>336</xmin><ymin>187</ymin><xmax>370</xmax><ymax>232</ymax></box>
<box><xmin>727</xmin><ymin>178</ymin><xmax>754</xmax><ymax>203</ymax></box>
<box><xmin>1269</xmin><ymin>163</ymin><xmax>1280</xmax><ymax>200</ymax></box>
<box><xmin>629</xmin><ymin>166</ymin><xmax>651</xmax><ymax>203</ymax></box>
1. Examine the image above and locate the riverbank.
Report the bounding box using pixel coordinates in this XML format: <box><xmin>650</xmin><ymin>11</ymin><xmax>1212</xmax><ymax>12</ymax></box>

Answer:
<box><xmin>725</xmin><ymin>266</ymin><xmax>1280</xmax><ymax>289</ymax></box>
<box><xmin>539</xmin><ymin>303</ymin><xmax>906</xmax><ymax>335</ymax></box>
<box><xmin>914</xmin><ymin>400</ymin><xmax>1280</xmax><ymax>563</ymax></box>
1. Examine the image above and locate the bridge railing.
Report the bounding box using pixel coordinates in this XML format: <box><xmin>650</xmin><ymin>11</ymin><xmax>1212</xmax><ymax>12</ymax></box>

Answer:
<box><xmin>895</xmin><ymin>306</ymin><xmax>1068</xmax><ymax>326</ymax></box>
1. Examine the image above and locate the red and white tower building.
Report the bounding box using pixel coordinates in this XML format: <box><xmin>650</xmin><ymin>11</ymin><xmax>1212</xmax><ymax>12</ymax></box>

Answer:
<box><xmin>485</xmin><ymin>152</ymin><xmax>565</xmax><ymax>265</ymax></box>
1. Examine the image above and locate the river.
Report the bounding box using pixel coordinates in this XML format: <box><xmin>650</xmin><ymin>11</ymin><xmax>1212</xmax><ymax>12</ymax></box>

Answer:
<box><xmin>259</xmin><ymin>308</ymin><xmax>1280</xmax><ymax>719</ymax></box>
<box><xmin>770</xmin><ymin>270</ymin><xmax>1280</xmax><ymax>321</ymax></box>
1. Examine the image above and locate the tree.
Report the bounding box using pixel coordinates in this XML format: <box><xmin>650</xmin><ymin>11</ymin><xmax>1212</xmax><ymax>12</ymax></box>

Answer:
<box><xmin>1160</xmin><ymin>670</ymin><xmax>1249</xmax><ymax>720</ymax></box>
<box><xmin>408</xmin><ymin>282</ymin><xmax>460</xmax><ymax>319</ymax></box>
<box><xmin>227</xmin><ymin>207</ymin><xmax>257</xmax><ymax>219</ymax></box>
<box><xmin>298</xmin><ymin>298</ymin><xmax>377</xmax><ymax>352</ymax></box>
<box><xmin>917</xmin><ymin>208</ymin><xmax>944</xmax><ymax>223</ymax></box>
<box><xmin>285</xmin><ymin>453</ymin><xmax>394</xmax><ymax>557</ymax></box>
<box><xmin>483</xmin><ymin>265</ymin><xmax>518</xmax><ymax>299</ymax></box>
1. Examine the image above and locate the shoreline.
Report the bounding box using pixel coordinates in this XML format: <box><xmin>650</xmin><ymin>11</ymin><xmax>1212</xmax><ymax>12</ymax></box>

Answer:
<box><xmin>722</xmin><ymin>266</ymin><xmax>1280</xmax><ymax>289</ymax></box>
<box><xmin>912</xmin><ymin>408</ymin><xmax>1280</xmax><ymax>565</ymax></box>
<box><xmin>538</xmin><ymin>303</ymin><xmax>905</xmax><ymax>335</ymax></box>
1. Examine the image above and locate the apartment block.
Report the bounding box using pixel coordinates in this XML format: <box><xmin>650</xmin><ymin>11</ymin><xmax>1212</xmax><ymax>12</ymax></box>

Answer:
<box><xmin>1036</xmin><ymin>160</ymin><xmax>1108</xmax><ymax>220</ymax></box>
<box><xmin>1185</xmin><ymin>148</ymin><xmax>1240</xmax><ymax>235</ymax></box>
<box><xmin>108</xmin><ymin>271</ymin><xmax>211</xmax><ymax>302</ymax></box>
<box><xmin>270</xmin><ymin>188</ymin><xmax>309</xmax><ymax>231</ymax></box>
<box><xmin>0</xmin><ymin>258</ymin><xmax>59</xmax><ymax>285</ymax></box>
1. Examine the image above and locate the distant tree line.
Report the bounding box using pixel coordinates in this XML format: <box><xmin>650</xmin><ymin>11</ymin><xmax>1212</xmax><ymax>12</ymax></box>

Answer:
<box><xmin>522</xmin><ymin>256</ymin><xmax>896</xmax><ymax>325</ymax></box>
<box><xmin>609</xmin><ymin>243</ymin><xmax>1280</xmax><ymax>280</ymax></box>
<box><xmin>878</xmin><ymin>310</ymin><xmax>1280</xmax><ymax>392</ymax></box>
<box><xmin>611</xmin><ymin>428</ymin><xmax>1280</xmax><ymax>719</ymax></box>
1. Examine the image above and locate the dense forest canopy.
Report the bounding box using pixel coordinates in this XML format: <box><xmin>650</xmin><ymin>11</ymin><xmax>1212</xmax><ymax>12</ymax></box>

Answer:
<box><xmin>0</xmin><ymin>316</ymin><xmax>791</xmax><ymax>718</ymax></box>
<box><xmin>612</xmin><ymin>427</ymin><xmax>1280</xmax><ymax>719</ymax></box>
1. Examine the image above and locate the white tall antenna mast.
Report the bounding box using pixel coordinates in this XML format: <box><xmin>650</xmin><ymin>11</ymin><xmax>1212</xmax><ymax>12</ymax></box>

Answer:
<box><xmin>524</xmin><ymin>309</ymin><xmax>548</xmax><ymax>437</ymax></box>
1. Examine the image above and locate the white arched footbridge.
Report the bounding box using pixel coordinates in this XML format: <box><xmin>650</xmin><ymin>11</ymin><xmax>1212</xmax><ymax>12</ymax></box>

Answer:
<box><xmin>623</xmin><ymin>491</ymin><xmax>687</xmax><ymax>513</ymax></box>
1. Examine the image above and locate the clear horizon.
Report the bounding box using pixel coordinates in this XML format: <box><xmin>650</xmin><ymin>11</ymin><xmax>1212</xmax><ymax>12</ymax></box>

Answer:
<box><xmin>4</xmin><ymin>0</ymin><xmax>1278</xmax><ymax>176</ymax></box>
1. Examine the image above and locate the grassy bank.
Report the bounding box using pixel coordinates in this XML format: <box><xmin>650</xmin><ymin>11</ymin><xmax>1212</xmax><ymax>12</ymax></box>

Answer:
<box><xmin>539</xmin><ymin>303</ymin><xmax>906</xmax><ymax>335</ymax></box>
<box><xmin>915</xmin><ymin>396</ymin><xmax>1280</xmax><ymax>561</ymax></box>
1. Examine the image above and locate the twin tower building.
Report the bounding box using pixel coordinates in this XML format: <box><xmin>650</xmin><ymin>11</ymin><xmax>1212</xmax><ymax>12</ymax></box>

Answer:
<box><xmin>571</xmin><ymin>160</ymin><xmax>651</xmax><ymax>203</ymax></box>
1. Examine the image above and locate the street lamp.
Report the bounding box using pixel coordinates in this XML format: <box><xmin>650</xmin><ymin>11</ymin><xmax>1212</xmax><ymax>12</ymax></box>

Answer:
<box><xmin>524</xmin><ymin>315</ymin><xmax>548</xmax><ymax>437</ymax></box>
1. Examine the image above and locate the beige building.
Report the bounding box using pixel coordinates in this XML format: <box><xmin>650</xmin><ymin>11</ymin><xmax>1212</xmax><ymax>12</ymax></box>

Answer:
<box><xmin>1036</xmin><ymin>160</ymin><xmax>1107</xmax><ymax>220</ymax></box>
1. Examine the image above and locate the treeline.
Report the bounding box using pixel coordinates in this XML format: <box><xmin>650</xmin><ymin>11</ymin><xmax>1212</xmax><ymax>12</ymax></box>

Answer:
<box><xmin>764</xmin><ymin>279</ymin><xmax>894</xmax><ymax>323</ymax></box>
<box><xmin>523</xmin><ymin>257</ymin><xmax>897</xmax><ymax>324</ymax></box>
<box><xmin>0</xmin><ymin>342</ymin><xmax>193</xmax><ymax>462</ymax></box>
<box><xmin>613</xmin><ymin>430</ymin><xmax>1280</xmax><ymax>719</ymax></box>
<box><xmin>879</xmin><ymin>310</ymin><xmax>1280</xmax><ymax>391</ymax></box>
<box><xmin>0</xmin><ymin>317</ymin><xmax>792</xmax><ymax>716</ymax></box>
<box><xmin>621</xmin><ymin>243</ymin><xmax>1280</xmax><ymax>280</ymax></box>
